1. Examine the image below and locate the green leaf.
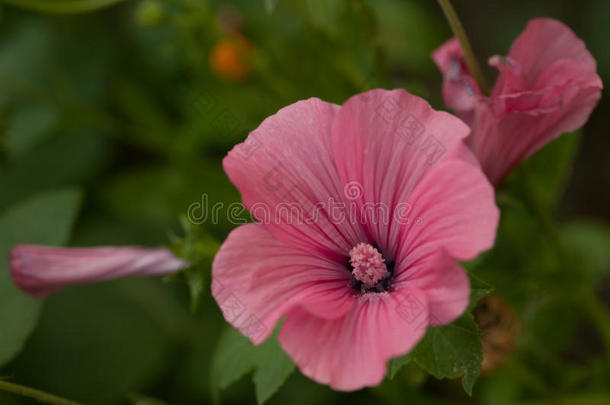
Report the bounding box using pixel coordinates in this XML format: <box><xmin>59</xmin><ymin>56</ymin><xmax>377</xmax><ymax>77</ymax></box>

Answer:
<box><xmin>168</xmin><ymin>218</ymin><xmax>220</xmax><ymax>313</ymax></box>
<box><xmin>387</xmin><ymin>354</ymin><xmax>412</xmax><ymax>379</ymax></box>
<box><xmin>183</xmin><ymin>263</ymin><xmax>208</xmax><ymax>313</ymax></box>
<box><xmin>0</xmin><ymin>188</ymin><xmax>82</xmax><ymax>366</ymax></box>
<box><xmin>10</xmin><ymin>282</ymin><xmax>172</xmax><ymax>404</ymax></box>
<box><xmin>468</xmin><ymin>272</ymin><xmax>494</xmax><ymax>310</ymax></box>
<box><xmin>251</xmin><ymin>336</ymin><xmax>296</xmax><ymax>404</ymax></box>
<box><xmin>388</xmin><ymin>272</ymin><xmax>491</xmax><ymax>380</ymax></box>
<box><xmin>211</xmin><ymin>327</ymin><xmax>256</xmax><ymax>391</ymax></box>
<box><xmin>2</xmin><ymin>0</ymin><xmax>127</xmax><ymax>14</ymax></box>
<box><xmin>211</xmin><ymin>326</ymin><xmax>295</xmax><ymax>404</ymax></box>
<box><xmin>410</xmin><ymin>313</ymin><xmax>483</xmax><ymax>395</ymax></box>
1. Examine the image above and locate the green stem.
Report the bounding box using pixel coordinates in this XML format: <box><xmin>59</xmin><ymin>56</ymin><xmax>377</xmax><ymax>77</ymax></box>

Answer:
<box><xmin>0</xmin><ymin>380</ymin><xmax>83</xmax><ymax>405</ymax></box>
<box><xmin>437</xmin><ymin>0</ymin><xmax>491</xmax><ymax>95</ymax></box>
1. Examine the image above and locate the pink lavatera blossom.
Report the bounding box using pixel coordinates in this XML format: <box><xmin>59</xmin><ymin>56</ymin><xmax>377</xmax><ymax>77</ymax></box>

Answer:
<box><xmin>212</xmin><ymin>89</ymin><xmax>499</xmax><ymax>391</ymax></box>
<box><xmin>10</xmin><ymin>245</ymin><xmax>189</xmax><ymax>298</ymax></box>
<box><xmin>432</xmin><ymin>18</ymin><xmax>602</xmax><ymax>186</ymax></box>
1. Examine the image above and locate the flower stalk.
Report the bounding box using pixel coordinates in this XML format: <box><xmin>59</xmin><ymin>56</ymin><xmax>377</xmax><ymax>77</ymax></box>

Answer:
<box><xmin>437</xmin><ymin>0</ymin><xmax>491</xmax><ymax>95</ymax></box>
<box><xmin>0</xmin><ymin>380</ymin><xmax>83</xmax><ymax>405</ymax></box>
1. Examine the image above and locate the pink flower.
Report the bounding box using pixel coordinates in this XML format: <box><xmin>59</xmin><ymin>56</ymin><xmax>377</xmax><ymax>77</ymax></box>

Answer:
<box><xmin>432</xmin><ymin>18</ymin><xmax>602</xmax><ymax>186</ymax></box>
<box><xmin>10</xmin><ymin>245</ymin><xmax>189</xmax><ymax>298</ymax></box>
<box><xmin>212</xmin><ymin>89</ymin><xmax>499</xmax><ymax>390</ymax></box>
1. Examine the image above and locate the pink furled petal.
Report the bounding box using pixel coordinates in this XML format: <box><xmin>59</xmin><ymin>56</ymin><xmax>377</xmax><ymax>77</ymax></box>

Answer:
<box><xmin>395</xmin><ymin>251</ymin><xmax>469</xmax><ymax>326</ymax></box>
<box><xmin>279</xmin><ymin>289</ymin><xmax>428</xmax><ymax>391</ymax></box>
<box><xmin>223</xmin><ymin>98</ymin><xmax>366</xmax><ymax>260</ymax></box>
<box><xmin>489</xmin><ymin>58</ymin><xmax>601</xmax><ymax>117</ymax></box>
<box><xmin>212</xmin><ymin>223</ymin><xmax>355</xmax><ymax>344</ymax></box>
<box><xmin>396</xmin><ymin>159</ymin><xmax>499</xmax><ymax>265</ymax></box>
<box><xmin>482</xmin><ymin>18</ymin><xmax>602</xmax><ymax>185</ymax></box>
<box><xmin>489</xmin><ymin>55</ymin><xmax>527</xmax><ymax>100</ymax></box>
<box><xmin>504</xmin><ymin>18</ymin><xmax>598</xmax><ymax>88</ymax></box>
<box><xmin>433</xmin><ymin>18</ymin><xmax>602</xmax><ymax>186</ymax></box>
<box><xmin>10</xmin><ymin>245</ymin><xmax>188</xmax><ymax>298</ymax></box>
<box><xmin>489</xmin><ymin>18</ymin><xmax>602</xmax><ymax>118</ymax></box>
<box><xmin>469</xmin><ymin>78</ymin><xmax>601</xmax><ymax>185</ymax></box>
<box><xmin>431</xmin><ymin>37</ymin><xmax>481</xmax><ymax>114</ymax></box>
<box><xmin>332</xmin><ymin>88</ymin><xmax>472</xmax><ymax>261</ymax></box>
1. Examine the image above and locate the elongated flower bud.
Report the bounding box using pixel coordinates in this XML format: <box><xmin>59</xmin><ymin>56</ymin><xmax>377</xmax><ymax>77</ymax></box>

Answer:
<box><xmin>10</xmin><ymin>245</ymin><xmax>189</xmax><ymax>298</ymax></box>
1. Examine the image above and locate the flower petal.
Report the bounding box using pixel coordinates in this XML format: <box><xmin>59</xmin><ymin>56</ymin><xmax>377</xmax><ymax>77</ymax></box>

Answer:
<box><xmin>279</xmin><ymin>289</ymin><xmax>428</xmax><ymax>391</ymax></box>
<box><xmin>431</xmin><ymin>37</ymin><xmax>482</xmax><ymax>114</ymax></box>
<box><xmin>223</xmin><ymin>98</ymin><xmax>366</xmax><ymax>260</ymax></box>
<box><xmin>468</xmin><ymin>78</ymin><xmax>601</xmax><ymax>185</ymax></box>
<box><xmin>331</xmin><ymin>89</ymin><xmax>472</xmax><ymax>261</ymax></box>
<box><xmin>212</xmin><ymin>223</ymin><xmax>355</xmax><ymax>344</ymax></box>
<box><xmin>504</xmin><ymin>18</ymin><xmax>598</xmax><ymax>87</ymax></box>
<box><xmin>395</xmin><ymin>251</ymin><xmax>470</xmax><ymax>326</ymax></box>
<box><xmin>396</xmin><ymin>159</ymin><xmax>499</xmax><ymax>265</ymax></box>
<box><xmin>476</xmin><ymin>18</ymin><xmax>603</xmax><ymax>185</ymax></box>
<box><xmin>10</xmin><ymin>245</ymin><xmax>188</xmax><ymax>298</ymax></box>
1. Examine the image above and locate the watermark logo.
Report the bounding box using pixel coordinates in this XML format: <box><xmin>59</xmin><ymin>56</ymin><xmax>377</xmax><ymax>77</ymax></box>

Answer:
<box><xmin>213</xmin><ymin>279</ymin><xmax>268</xmax><ymax>341</ymax></box>
<box><xmin>375</xmin><ymin>96</ymin><xmax>447</xmax><ymax>166</ymax></box>
<box><xmin>344</xmin><ymin>181</ymin><xmax>364</xmax><ymax>200</ymax></box>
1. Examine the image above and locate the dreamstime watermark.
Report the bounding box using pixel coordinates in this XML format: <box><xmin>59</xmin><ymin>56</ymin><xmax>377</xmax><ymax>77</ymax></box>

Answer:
<box><xmin>187</xmin><ymin>182</ymin><xmax>424</xmax><ymax>227</ymax></box>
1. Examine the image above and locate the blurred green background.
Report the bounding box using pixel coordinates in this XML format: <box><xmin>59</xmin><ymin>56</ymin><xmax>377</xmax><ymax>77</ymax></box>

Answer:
<box><xmin>0</xmin><ymin>0</ymin><xmax>609</xmax><ymax>404</ymax></box>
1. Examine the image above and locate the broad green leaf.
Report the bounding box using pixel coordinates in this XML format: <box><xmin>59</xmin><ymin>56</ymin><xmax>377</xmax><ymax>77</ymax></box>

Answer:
<box><xmin>211</xmin><ymin>326</ymin><xmax>295</xmax><ymax>404</ymax></box>
<box><xmin>251</xmin><ymin>335</ymin><xmax>296</xmax><ymax>404</ymax></box>
<box><xmin>0</xmin><ymin>188</ymin><xmax>82</xmax><ymax>366</ymax></box>
<box><xmin>387</xmin><ymin>354</ymin><xmax>412</xmax><ymax>379</ymax></box>
<box><xmin>410</xmin><ymin>313</ymin><xmax>483</xmax><ymax>395</ymax></box>
<box><xmin>10</xmin><ymin>282</ymin><xmax>171</xmax><ymax>405</ymax></box>
<box><xmin>211</xmin><ymin>327</ymin><xmax>265</xmax><ymax>392</ymax></box>
<box><xmin>2</xmin><ymin>0</ymin><xmax>127</xmax><ymax>14</ymax></box>
<box><xmin>388</xmin><ymin>272</ymin><xmax>491</xmax><ymax>380</ymax></box>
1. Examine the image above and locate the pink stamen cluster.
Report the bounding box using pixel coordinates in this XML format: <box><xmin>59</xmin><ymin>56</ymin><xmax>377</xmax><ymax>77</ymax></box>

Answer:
<box><xmin>349</xmin><ymin>243</ymin><xmax>388</xmax><ymax>287</ymax></box>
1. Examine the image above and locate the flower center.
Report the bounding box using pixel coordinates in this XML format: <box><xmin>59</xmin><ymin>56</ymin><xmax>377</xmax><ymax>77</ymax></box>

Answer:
<box><xmin>349</xmin><ymin>243</ymin><xmax>389</xmax><ymax>288</ymax></box>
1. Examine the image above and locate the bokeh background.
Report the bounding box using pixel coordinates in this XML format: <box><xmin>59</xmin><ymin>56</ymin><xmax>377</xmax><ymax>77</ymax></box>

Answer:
<box><xmin>0</xmin><ymin>0</ymin><xmax>609</xmax><ymax>404</ymax></box>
